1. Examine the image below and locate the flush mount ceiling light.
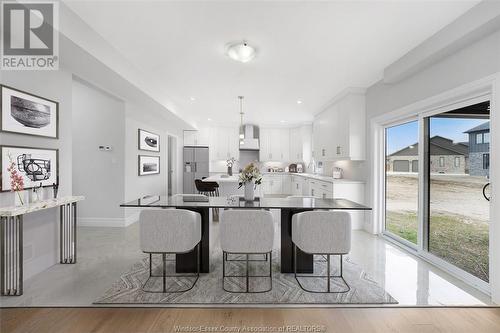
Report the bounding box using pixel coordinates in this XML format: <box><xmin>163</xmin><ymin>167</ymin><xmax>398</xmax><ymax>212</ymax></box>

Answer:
<box><xmin>225</xmin><ymin>41</ymin><xmax>256</xmax><ymax>63</ymax></box>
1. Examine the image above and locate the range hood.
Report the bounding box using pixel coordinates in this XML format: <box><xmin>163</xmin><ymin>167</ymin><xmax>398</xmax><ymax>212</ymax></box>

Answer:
<box><xmin>239</xmin><ymin>124</ymin><xmax>260</xmax><ymax>151</ymax></box>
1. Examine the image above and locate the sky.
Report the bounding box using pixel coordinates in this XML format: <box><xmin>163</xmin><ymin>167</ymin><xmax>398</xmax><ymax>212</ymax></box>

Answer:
<box><xmin>386</xmin><ymin>118</ymin><xmax>488</xmax><ymax>155</ymax></box>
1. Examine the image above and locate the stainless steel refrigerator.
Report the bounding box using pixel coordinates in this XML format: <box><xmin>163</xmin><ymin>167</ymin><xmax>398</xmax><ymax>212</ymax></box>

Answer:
<box><xmin>183</xmin><ymin>146</ymin><xmax>209</xmax><ymax>193</ymax></box>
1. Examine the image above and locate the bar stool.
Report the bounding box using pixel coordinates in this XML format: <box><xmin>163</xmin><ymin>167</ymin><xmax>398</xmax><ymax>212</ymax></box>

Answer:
<box><xmin>139</xmin><ymin>209</ymin><xmax>201</xmax><ymax>293</ymax></box>
<box><xmin>220</xmin><ymin>209</ymin><xmax>274</xmax><ymax>293</ymax></box>
<box><xmin>292</xmin><ymin>210</ymin><xmax>351</xmax><ymax>293</ymax></box>
<box><xmin>195</xmin><ymin>179</ymin><xmax>219</xmax><ymax>219</ymax></box>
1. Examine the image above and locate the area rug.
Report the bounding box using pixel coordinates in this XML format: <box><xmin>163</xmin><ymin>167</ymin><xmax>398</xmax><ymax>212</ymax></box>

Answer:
<box><xmin>94</xmin><ymin>251</ymin><xmax>397</xmax><ymax>305</ymax></box>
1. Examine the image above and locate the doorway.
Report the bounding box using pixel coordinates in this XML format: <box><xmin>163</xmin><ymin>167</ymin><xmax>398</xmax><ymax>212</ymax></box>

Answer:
<box><xmin>383</xmin><ymin>100</ymin><xmax>491</xmax><ymax>286</ymax></box>
<box><xmin>167</xmin><ymin>135</ymin><xmax>176</xmax><ymax>195</ymax></box>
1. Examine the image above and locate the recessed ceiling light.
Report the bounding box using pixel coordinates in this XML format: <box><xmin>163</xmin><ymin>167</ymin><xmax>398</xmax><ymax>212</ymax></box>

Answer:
<box><xmin>225</xmin><ymin>41</ymin><xmax>256</xmax><ymax>63</ymax></box>
<box><xmin>207</xmin><ymin>118</ymin><xmax>212</xmax><ymax>121</ymax></box>
<box><xmin>190</xmin><ymin>97</ymin><xmax>196</xmax><ymax>101</ymax></box>
<box><xmin>280</xmin><ymin>120</ymin><xmax>287</xmax><ymax>123</ymax></box>
<box><xmin>297</xmin><ymin>100</ymin><xmax>303</xmax><ymax>104</ymax></box>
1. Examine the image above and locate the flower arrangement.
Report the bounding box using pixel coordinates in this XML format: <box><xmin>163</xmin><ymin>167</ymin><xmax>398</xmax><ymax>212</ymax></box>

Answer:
<box><xmin>6</xmin><ymin>153</ymin><xmax>25</xmax><ymax>205</ymax></box>
<box><xmin>226</xmin><ymin>157</ymin><xmax>236</xmax><ymax>168</ymax></box>
<box><xmin>238</xmin><ymin>162</ymin><xmax>262</xmax><ymax>189</ymax></box>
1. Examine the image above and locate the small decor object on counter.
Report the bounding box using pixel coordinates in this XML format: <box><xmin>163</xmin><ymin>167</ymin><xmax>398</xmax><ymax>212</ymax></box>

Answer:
<box><xmin>138</xmin><ymin>155</ymin><xmax>160</xmax><ymax>176</ymax></box>
<box><xmin>333</xmin><ymin>167</ymin><xmax>343</xmax><ymax>179</ymax></box>
<box><xmin>52</xmin><ymin>183</ymin><xmax>59</xmax><ymax>199</ymax></box>
<box><xmin>226</xmin><ymin>157</ymin><xmax>236</xmax><ymax>176</ymax></box>
<box><xmin>1</xmin><ymin>85</ymin><xmax>59</xmax><ymax>138</ymax></box>
<box><xmin>238</xmin><ymin>162</ymin><xmax>262</xmax><ymax>201</ymax></box>
<box><xmin>6</xmin><ymin>152</ymin><xmax>25</xmax><ymax>206</ymax></box>
<box><xmin>138</xmin><ymin>129</ymin><xmax>160</xmax><ymax>152</ymax></box>
<box><xmin>32</xmin><ymin>182</ymin><xmax>43</xmax><ymax>202</ymax></box>
<box><xmin>1</xmin><ymin>145</ymin><xmax>59</xmax><ymax>192</ymax></box>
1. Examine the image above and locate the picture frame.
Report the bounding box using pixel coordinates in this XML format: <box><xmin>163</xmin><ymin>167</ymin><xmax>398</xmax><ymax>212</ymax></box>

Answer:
<box><xmin>1</xmin><ymin>85</ymin><xmax>59</xmax><ymax>139</ymax></box>
<box><xmin>138</xmin><ymin>128</ymin><xmax>160</xmax><ymax>152</ymax></box>
<box><xmin>138</xmin><ymin>155</ymin><xmax>160</xmax><ymax>176</ymax></box>
<box><xmin>1</xmin><ymin>145</ymin><xmax>59</xmax><ymax>192</ymax></box>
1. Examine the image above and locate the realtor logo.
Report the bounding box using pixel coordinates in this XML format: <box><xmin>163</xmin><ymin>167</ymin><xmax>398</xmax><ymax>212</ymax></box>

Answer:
<box><xmin>1</xmin><ymin>1</ymin><xmax>59</xmax><ymax>70</ymax></box>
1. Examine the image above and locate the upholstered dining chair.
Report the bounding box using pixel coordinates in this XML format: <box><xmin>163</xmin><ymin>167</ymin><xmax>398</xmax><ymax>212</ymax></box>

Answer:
<box><xmin>139</xmin><ymin>209</ymin><xmax>201</xmax><ymax>293</ymax></box>
<box><xmin>291</xmin><ymin>210</ymin><xmax>351</xmax><ymax>293</ymax></box>
<box><xmin>220</xmin><ymin>209</ymin><xmax>274</xmax><ymax>293</ymax></box>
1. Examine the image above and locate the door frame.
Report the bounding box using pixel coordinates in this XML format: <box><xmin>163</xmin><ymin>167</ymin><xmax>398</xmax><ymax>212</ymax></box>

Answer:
<box><xmin>371</xmin><ymin>74</ymin><xmax>499</xmax><ymax>297</ymax></box>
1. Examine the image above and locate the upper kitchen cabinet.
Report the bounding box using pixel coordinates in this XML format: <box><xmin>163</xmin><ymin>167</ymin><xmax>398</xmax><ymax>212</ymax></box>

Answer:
<box><xmin>209</xmin><ymin>126</ymin><xmax>239</xmax><ymax>161</ymax></box>
<box><xmin>260</xmin><ymin>128</ymin><xmax>290</xmax><ymax>162</ymax></box>
<box><xmin>313</xmin><ymin>89</ymin><xmax>366</xmax><ymax>161</ymax></box>
<box><xmin>183</xmin><ymin>128</ymin><xmax>210</xmax><ymax>146</ymax></box>
<box><xmin>290</xmin><ymin>125</ymin><xmax>312</xmax><ymax>164</ymax></box>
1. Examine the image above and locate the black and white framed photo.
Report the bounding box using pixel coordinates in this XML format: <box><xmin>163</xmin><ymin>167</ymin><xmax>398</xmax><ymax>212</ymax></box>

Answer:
<box><xmin>1</xmin><ymin>85</ymin><xmax>59</xmax><ymax>138</ymax></box>
<box><xmin>138</xmin><ymin>129</ymin><xmax>160</xmax><ymax>152</ymax></box>
<box><xmin>1</xmin><ymin>145</ymin><xmax>59</xmax><ymax>192</ymax></box>
<box><xmin>138</xmin><ymin>155</ymin><xmax>160</xmax><ymax>176</ymax></box>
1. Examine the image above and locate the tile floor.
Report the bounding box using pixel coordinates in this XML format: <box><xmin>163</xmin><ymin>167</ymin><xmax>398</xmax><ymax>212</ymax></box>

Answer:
<box><xmin>0</xmin><ymin>211</ymin><xmax>492</xmax><ymax>307</ymax></box>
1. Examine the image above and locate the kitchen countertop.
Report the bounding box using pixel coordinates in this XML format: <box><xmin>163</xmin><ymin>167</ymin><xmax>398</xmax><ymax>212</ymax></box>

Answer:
<box><xmin>206</xmin><ymin>172</ymin><xmax>364</xmax><ymax>184</ymax></box>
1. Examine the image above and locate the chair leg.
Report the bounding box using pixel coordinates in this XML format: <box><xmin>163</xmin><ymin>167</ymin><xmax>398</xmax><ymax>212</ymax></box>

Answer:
<box><xmin>162</xmin><ymin>253</ymin><xmax>166</xmax><ymax>293</ymax></box>
<box><xmin>149</xmin><ymin>253</ymin><xmax>152</xmax><ymax>277</ymax></box>
<box><xmin>293</xmin><ymin>244</ymin><xmax>350</xmax><ymax>294</ymax></box>
<box><xmin>246</xmin><ymin>254</ymin><xmax>249</xmax><ymax>292</ymax></box>
<box><xmin>327</xmin><ymin>254</ymin><xmax>330</xmax><ymax>292</ymax></box>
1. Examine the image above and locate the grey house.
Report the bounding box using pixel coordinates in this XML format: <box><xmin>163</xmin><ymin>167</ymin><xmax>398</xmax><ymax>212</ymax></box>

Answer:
<box><xmin>387</xmin><ymin>136</ymin><xmax>469</xmax><ymax>174</ymax></box>
<box><xmin>465</xmin><ymin>121</ymin><xmax>490</xmax><ymax>177</ymax></box>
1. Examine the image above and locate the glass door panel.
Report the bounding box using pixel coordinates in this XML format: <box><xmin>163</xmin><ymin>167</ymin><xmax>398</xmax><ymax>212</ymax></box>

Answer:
<box><xmin>427</xmin><ymin>102</ymin><xmax>490</xmax><ymax>282</ymax></box>
<box><xmin>385</xmin><ymin>121</ymin><xmax>419</xmax><ymax>244</ymax></box>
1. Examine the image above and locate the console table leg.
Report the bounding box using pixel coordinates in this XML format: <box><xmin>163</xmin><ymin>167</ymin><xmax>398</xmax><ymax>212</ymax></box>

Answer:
<box><xmin>60</xmin><ymin>203</ymin><xmax>77</xmax><ymax>264</ymax></box>
<box><xmin>1</xmin><ymin>216</ymin><xmax>23</xmax><ymax>296</ymax></box>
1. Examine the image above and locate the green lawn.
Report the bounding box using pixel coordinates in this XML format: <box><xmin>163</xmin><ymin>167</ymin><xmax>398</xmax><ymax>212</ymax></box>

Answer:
<box><xmin>386</xmin><ymin>211</ymin><xmax>489</xmax><ymax>282</ymax></box>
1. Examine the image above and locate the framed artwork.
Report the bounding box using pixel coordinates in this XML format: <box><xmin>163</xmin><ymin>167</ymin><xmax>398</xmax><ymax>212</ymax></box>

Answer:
<box><xmin>1</xmin><ymin>85</ymin><xmax>59</xmax><ymax>138</ymax></box>
<box><xmin>138</xmin><ymin>129</ymin><xmax>160</xmax><ymax>152</ymax></box>
<box><xmin>138</xmin><ymin>155</ymin><xmax>160</xmax><ymax>176</ymax></box>
<box><xmin>1</xmin><ymin>145</ymin><xmax>59</xmax><ymax>192</ymax></box>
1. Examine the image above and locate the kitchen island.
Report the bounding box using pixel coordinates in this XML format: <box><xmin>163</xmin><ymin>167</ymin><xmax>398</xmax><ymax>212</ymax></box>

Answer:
<box><xmin>202</xmin><ymin>174</ymin><xmax>257</xmax><ymax>197</ymax></box>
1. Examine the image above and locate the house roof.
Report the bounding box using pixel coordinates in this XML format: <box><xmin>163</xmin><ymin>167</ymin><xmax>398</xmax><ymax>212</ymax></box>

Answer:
<box><xmin>389</xmin><ymin>136</ymin><xmax>469</xmax><ymax>157</ymax></box>
<box><xmin>464</xmin><ymin>121</ymin><xmax>490</xmax><ymax>133</ymax></box>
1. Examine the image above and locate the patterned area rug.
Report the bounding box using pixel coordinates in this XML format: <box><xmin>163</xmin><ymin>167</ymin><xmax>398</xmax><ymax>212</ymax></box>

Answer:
<box><xmin>94</xmin><ymin>251</ymin><xmax>397</xmax><ymax>305</ymax></box>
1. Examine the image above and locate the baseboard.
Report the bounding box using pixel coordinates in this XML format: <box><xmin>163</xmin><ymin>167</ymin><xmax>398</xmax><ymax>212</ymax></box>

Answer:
<box><xmin>78</xmin><ymin>213</ymin><xmax>139</xmax><ymax>228</ymax></box>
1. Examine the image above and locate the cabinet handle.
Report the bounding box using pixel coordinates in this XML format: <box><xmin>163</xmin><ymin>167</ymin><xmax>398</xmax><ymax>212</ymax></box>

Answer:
<box><xmin>336</xmin><ymin>146</ymin><xmax>341</xmax><ymax>155</ymax></box>
<box><xmin>322</xmin><ymin>149</ymin><xmax>325</xmax><ymax>157</ymax></box>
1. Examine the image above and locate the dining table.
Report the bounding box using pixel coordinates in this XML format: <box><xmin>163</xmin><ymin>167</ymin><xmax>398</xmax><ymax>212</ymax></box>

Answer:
<box><xmin>120</xmin><ymin>195</ymin><xmax>371</xmax><ymax>274</ymax></box>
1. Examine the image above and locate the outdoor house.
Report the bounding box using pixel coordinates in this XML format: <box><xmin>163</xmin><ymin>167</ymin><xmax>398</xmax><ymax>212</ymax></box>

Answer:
<box><xmin>465</xmin><ymin>121</ymin><xmax>490</xmax><ymax>177</ymax></box>
<box><xmin>387</xmin><ymin>136</ymin><xmax>469</xmax><ymax>174</ymax></box>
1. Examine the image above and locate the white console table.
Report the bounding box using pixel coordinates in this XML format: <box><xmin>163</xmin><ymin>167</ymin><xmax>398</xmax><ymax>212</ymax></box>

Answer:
<box><xmin>0</xmin><ymin>196</ymin><xmax>84</xmax><ymax>296</ymax></box>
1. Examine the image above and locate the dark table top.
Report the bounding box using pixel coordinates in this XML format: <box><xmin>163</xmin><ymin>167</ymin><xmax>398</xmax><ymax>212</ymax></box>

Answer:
<box><xmin>121</xmin><ymin>195</ymin><xmax>371</xmax><ymax>210</ymax></box>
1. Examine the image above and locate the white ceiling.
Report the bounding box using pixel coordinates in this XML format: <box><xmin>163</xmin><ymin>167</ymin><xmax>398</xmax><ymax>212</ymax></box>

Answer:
<box><xmin>64</xmin><ymin>0</ymin><xmax>479</xmax><ymax>128</ymax></box>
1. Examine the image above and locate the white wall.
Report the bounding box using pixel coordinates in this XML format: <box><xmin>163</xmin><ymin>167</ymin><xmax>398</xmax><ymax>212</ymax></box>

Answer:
<box><xmin>72</xmin><ymin>78</ymin><xmax>126</xmax><ymax>223</ymax></box>
<box><xmin>0</xmin><ymin>70</ymin><xmax>73</xmax><ymax>280</ymax></box>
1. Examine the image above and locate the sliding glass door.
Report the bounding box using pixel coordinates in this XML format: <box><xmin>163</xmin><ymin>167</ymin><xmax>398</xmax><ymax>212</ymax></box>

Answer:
<box><xmin>385</xmin><ymin>120</ymin><xmax>419</xmax><ymax>245</ymax></box>
<box><xmin>384</xmin><ymin>101</ymin><xmax>491</xmax><ymax>284</ymax></box>
<box><xmin>426</xmin><ymin>103</ymin><xmax>490</xmax><ymax>282</ymax></box>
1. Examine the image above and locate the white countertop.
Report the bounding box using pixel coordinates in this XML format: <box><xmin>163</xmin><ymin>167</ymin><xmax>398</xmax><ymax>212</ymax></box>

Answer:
<box><xmin>0</xmin><ymin>196</ymin><xmax>85</xmax><ymax>217</ymax></box>
<box><xmin>206</xmin><ymin>172</ymin><xmax>364</xmax><ymax>184</ymax></box>
<box><xmin>203</xmin><ymin>174</ymin><xmax>240</xmax><ymax>183</ymax></box>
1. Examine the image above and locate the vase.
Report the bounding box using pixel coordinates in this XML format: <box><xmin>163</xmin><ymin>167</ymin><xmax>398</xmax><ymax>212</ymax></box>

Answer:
<box><xmin>228</xmin><ymin>166</ymin><xmax>233</xmax><ymax>176</ymax></box>
<box><xmin>244</xmin><ymin>182</ymin><xmax>255</xmax><ymax>201</ymax></box>
<box><xmin>14</xmin><ymin>190</ymin><xmax>27</xmax><ymax>206</ymax></box>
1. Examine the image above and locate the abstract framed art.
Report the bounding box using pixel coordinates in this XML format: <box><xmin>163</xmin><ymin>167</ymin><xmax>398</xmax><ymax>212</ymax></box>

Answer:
<box><xmin>138</xmin><ymin>155</ymin><xmax>160</xmax><ymax>176</ymax></box>
<box><xmin>1</xmin><ymin>145</ymin><xmax>59</xmax><ymax>192</ymax></box>
<box><xmin>1</xmin><ymin>85</ymin><xmax>59</xmax><ymax>138</ymax></box>
<box><xmin>138</xmin><ymin>129</ymin><xmax>160</xmax><ymax>152</ymax></box>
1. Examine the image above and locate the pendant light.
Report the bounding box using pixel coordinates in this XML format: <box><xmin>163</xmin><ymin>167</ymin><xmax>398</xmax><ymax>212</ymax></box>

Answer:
<box><xmin>238</xmin><ymin>96</ymin><xmax>244</xmax><ymax>144</ymax></box>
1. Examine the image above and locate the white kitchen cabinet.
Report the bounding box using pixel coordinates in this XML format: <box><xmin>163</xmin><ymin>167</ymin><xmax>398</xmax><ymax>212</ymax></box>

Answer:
<box><xmin>183</xmin><ymin>128</ymin><xmax>210</xmax><ymax>146</ymax></box>
<box><xmin>209</xmin><ymin>126</ymin><xmax>239</xmax><ymax>161</ymax></box>
<box><xmin>312</xmin><ymin>89</ymin><xmax>365</xmax><ymax>161</ymax></box>
<box><xmin>281</xmin><ymin>174</ymin><xmax>292</xmax><ymax>195</ymax></box>
<box><xmin>259</xmin><ymin>128</ymin><xmax>290</xmax><ymax>162</ymax></box>
<box><xmin>262</xmin><ymin>174</ymin><xmax>283</xmax><ymax>195</ymax></box>
<box><xmin>290</xmin><ymin>126</ymin><xmax>312</xmax><ymax>163</ymax></box>
<box><xmin>290</xmin><ymin>175</ymin><xmax>303</xmax><ymax>195</ymax></box>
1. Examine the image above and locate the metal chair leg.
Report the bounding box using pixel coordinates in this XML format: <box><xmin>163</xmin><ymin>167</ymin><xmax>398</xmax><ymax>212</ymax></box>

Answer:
<box><xmin>222</xmin><ymin>251</ymin><xmax>272</xmax><ymax>293</ymax></box>
<box><xmin>293</xmin><ymin>244</ymin><xmax>350</xmax><ymax>294</ymax></box>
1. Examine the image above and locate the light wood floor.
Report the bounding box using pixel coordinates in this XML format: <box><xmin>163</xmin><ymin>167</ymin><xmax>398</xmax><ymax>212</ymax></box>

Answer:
<box><xmin>1</xmin><ymin>307</ymin><xmax>500</xmax><ymax>333</ymax></box>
